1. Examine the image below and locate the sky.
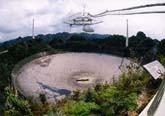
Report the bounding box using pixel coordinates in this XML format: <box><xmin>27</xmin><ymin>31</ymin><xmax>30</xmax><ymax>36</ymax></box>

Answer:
<box><xmin>0</xmin><ymin>0</ymin><xmax>165</xmax><ymax>42</ymax></box>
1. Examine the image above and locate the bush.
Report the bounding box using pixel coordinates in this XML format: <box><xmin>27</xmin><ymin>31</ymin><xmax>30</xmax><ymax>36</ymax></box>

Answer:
<box><xmin>62</xmin><ymin>100</ymin><xmax>100</xmax><ymax>116</ymax></box>
<box><xmin>4</xmin><ymin>87</ymin><xmax>33</xmax><ymax>116</ymax></box>
<box><xmin>39</xmin><ymin>93</ymin><xmax>47</xmax><ymax>104</ymax></box>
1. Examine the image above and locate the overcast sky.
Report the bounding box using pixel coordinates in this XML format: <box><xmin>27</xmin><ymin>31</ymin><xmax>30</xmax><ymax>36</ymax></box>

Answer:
<box><xmin>0</xmin><ymin>0</ymin><xmax>165</xmax><ymax>42</ymax></box>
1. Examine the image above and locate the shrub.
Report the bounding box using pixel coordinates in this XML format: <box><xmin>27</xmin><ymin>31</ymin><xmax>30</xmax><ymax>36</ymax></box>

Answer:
<box><xmin>62</xmin><ymin>100</ymin><xmax>100</xmax><ymax>116</ymax></box>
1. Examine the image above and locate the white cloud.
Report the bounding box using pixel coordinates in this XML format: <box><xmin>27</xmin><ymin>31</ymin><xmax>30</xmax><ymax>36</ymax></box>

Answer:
<box><xmin>0</xmin><ymin>0</ymin><xmax>165</xmax><ymax>42</ymax></box>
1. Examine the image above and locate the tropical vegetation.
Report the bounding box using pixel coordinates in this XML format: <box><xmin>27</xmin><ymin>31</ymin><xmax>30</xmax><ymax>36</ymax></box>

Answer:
<box><xmin>0</xmin><ymin>31</ymin><xmax>164</xmax><ymax>116</ymax></box>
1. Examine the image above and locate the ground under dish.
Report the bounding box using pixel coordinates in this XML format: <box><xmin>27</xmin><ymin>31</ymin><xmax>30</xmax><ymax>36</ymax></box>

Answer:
<box><xmin>13</xmin><ymin>53</ymin><xmax>130</xmax><ymax>102</ymax></box>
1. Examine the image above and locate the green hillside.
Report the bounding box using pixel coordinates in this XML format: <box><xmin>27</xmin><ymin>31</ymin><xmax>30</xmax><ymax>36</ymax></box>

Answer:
<box><xmin>0</xmin><ymin>32</ymin><xmax>165</xmax><ymax>116</ymax></box>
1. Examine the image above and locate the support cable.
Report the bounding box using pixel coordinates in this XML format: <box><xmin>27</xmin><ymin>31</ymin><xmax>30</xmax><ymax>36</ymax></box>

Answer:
<box><xmin>89</xmin><ymin>3</ymin><xmax>165</xmax><ymax>17</ymax></box>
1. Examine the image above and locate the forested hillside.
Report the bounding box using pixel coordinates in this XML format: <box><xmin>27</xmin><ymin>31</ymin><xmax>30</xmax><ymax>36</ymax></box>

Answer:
<box><xmin>0</xmin><ymin>32</ymin><xmax>164</xmax><ymax>116</ymax></box>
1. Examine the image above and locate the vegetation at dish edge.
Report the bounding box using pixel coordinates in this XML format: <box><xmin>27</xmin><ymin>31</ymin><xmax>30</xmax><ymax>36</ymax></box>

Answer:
<box><xmin>0</xmin><ymin>31</ymin><xmax>164</xmax><ymax>116</ymax></box>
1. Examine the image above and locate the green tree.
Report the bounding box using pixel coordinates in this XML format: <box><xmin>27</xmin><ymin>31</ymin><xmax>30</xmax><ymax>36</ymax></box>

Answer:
<box><xmin>136</xmin><ymin>31</ymin><xmax>146</xmax><ymax>39</ymax></box>
<box><xmin>158</xmin><ymin>39</ymin><xmax>165</xmax><ymax>55</ymax></box>
<box><xmin>4</xmin><ymin>87</ymin><xmax>33</xmax><ymax>116</ymax></box>
<box><xmin>63</xmin><ymin>100</ymin><xmax>100</xmax><ymax>116</ymax></box>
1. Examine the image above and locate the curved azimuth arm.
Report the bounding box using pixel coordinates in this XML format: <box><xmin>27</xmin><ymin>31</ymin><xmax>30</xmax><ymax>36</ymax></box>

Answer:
<box><xmin>88</xmin><ymin>3</ymin><xmax>165</xmax><ymax>17</ymax></box>
<box><xmin>64</xmin><ymin>20</ymin><xmax>103</xmax><ymax>25</ymax></box>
